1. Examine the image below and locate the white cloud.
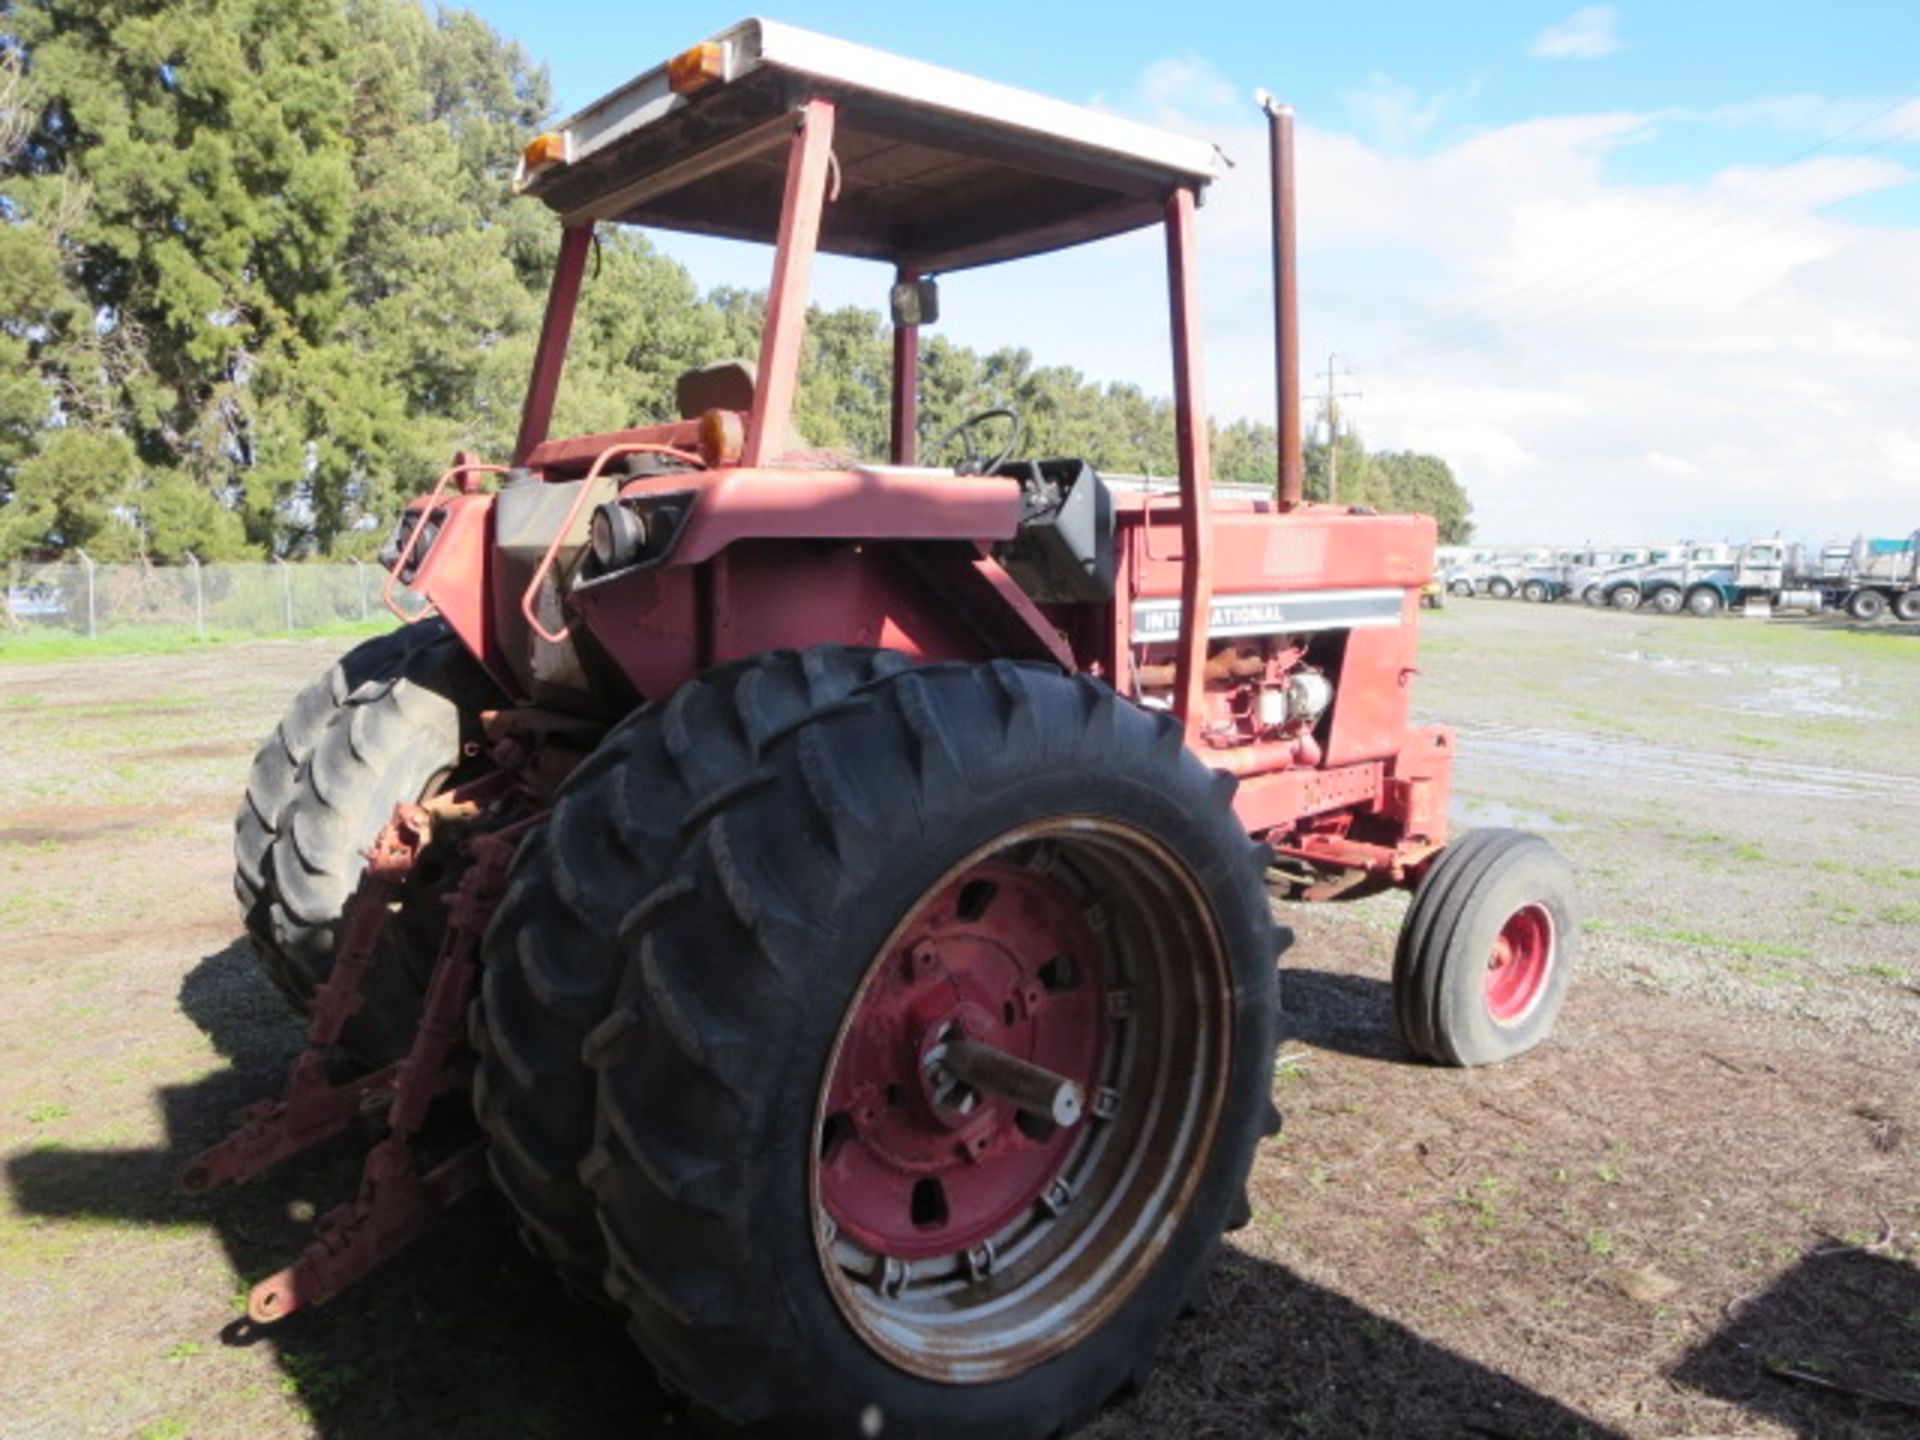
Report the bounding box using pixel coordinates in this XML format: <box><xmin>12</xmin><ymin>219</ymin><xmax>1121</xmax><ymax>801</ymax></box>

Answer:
<box><xmin>1343</xmin><ymin>72</ymin><xmax>1484</xmax><ymax>149</ymax></box>
<box><xmin>1646</xmin><ymin>451</ymin><xmax>1701</xmax><ymax>478</ymax></box>
<box><xmin>651</xmin><ymin>53</ymin><xmax>1920</xmax><ymax>546</ymax></box>
<box><xmin>1092</xmin><ymin>54</ymin><xmax>1920</xmax><ymax>543</ymax></box>
<box><xmin>1529</xmin><ymin>6</ymin><xmax>1623</xmax><ymax>61</ymax></box>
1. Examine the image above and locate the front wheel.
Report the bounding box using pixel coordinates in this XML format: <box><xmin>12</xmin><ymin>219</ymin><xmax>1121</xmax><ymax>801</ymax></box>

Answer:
<box><xmin>1647</xmin><ymin>586</ymin><xmax>1683</xmax><ymax>615</ymax></box>
<box><xmin>1521</xmin><ymin>580</ymin><xmax>1550</xmax><ymax>603</ymax></box>
<box><xmin>1487</xmin><ymin>578</ymin><xmax>1514</xmax><ymax>600</ymax></box>
<box><xmin>1609</xmin><ymin>586</ymin><xmax>1642</xmax><ymax>611</ymax></box>
<box><xmin>1392</xmin><ymin>830</ymin><xmax>1577</xmax><ymax>1067</ymax></box>
<box><xmin>1684</xmin><ymin>586</ymin><xmax>1724</xmax><ymax>617</ymax></box>
<box><xmin>581</xmin><ymin>663</ymin><xmax>1285</xmax><ymax>1436</ymax></box>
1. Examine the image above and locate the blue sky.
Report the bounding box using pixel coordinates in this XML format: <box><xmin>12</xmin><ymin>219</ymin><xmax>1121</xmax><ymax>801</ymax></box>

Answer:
<box><xmin>459</xmin><ymin>2</ymin><xmax>1920</xmax><ymax>541</ymax></box>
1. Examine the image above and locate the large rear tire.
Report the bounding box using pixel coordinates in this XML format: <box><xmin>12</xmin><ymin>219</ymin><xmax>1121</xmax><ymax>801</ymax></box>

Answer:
<box><xmin>580</xmin><ymin>662</ymin><xmax>1285</xmax><ymax>1436</ymax></box>
<box><xmin>254</xmin><ymin>624</ymin><xmax>497</xmax><ymax>1062</ymax></box>
<box><xmin>1393</xmin><ymin>829</ymin><xmax>1577</xmax><ymax>1067</ymax></box>
<box><xmin>235</xmin><ymin>623</ymin><xmax>442</xmax><ymax>1006</ymax></box>
<box><xmin>1896</xmin><ymin>591</ymin><xmax>1920</xmax><ymax>623</ymax></box>
<box><xmin>472</xmin><ymin>647</ymin><xmax>912</xmax><ymax>1299</ymax></box>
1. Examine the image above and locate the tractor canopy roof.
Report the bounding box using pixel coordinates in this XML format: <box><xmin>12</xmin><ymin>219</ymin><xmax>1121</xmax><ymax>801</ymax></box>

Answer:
<box><xmin>514</xmin><ymin>18</ymin><xmax>1224</xmax><ymax>272</ymax></box>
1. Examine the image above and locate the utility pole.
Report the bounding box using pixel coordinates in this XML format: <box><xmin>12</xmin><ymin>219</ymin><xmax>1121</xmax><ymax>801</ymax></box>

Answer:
<box><xmin>1309</xmin><ymin>353</ymin><xmax>1362</xmax><ymax>503</ymax></box>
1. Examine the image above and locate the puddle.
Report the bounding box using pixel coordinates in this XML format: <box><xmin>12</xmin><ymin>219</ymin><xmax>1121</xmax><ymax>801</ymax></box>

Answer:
<box><xmin>1606</xmin><ymin>652</ymin><xmax>1886</xmax><ymax>721</ymax></box>
<box><xmin>1450</xmin><ymin>798</ymin><xmax>1573</xmax><ymax>831</ymax></box>
<box><xmin>1451</xmin><ymin>721</ymin><xmax>1920</xmax><ymax>804</ymax></box>
<box><xmin>134</xmin><ymin>740</ymin><xmax>254</xmax><ymax>762</ymax></box>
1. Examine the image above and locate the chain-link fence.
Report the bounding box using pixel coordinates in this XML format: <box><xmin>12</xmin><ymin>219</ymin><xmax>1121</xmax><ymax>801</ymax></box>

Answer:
<box><xmin>3</xmin><ymin>557</ymin><xmax>425</xmax><ymax>639</ymax></box>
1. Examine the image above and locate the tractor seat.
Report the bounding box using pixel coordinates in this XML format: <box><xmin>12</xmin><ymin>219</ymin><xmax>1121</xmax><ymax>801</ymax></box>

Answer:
<box><xmin>676</xmin><ymin>360</ymin><xmax>755</xmax><ymax>420</ymax></box>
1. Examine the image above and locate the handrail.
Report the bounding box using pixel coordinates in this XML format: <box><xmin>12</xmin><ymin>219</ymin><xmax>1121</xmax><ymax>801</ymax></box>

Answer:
<box><xmin>519</xmin><ymin>443</ymin><xmax>705</xmax><ymax>645</ymax></box>
<box><xmin>382</xmin><ymin>463</ymin><xmax>509</xmax><ymax>622</ymax></box>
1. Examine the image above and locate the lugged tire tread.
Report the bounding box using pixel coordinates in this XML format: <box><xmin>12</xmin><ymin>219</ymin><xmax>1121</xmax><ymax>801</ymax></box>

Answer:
<box><xmin>255</xmin><ymin>625</ymin><xmax>493</xmax><ymax>1063</ymax></box>
<box><xmin>233</xmin><ymin>624</ymin><xmax>438</xmax><ymax>1005</ymax></box>
<box><xmin>470</xmin><ymin>647</ymin><xmax>908</xmax><ymax>1301</ymax></box>
<box><xmin>581</xmin><ymin>660</ymin><xmax>1283</xmax><ymax>1436</ymax></box>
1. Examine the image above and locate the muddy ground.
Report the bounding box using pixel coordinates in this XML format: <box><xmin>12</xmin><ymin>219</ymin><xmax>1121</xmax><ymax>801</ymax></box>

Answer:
<box><xmin>1</xmin><ymin>602</ymin><xmax>1916</xmax><ymax>1439</ymax></box>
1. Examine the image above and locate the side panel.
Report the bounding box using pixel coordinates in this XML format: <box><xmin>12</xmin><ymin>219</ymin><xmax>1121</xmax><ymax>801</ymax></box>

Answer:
<box><xmin>404</xmin><ymin>491</ymin><xmax>503</xmax><ymax>684</ymax></box>
<box><xmin>572</xmin><ymin>542</ymin><xmax>1014</xmax><ymax>704</ymax></box>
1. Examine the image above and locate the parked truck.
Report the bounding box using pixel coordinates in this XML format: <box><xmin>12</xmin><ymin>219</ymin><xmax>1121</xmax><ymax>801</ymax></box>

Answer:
<box><xmin>1606</xmin><ymin>541</ymin><xmax>1825</xmax><ymax>617</ymax></box>
<box><xmin>1794</xmin><ymin>533</ymin><xmax>1920</xmax><ymax>622</ymax></box>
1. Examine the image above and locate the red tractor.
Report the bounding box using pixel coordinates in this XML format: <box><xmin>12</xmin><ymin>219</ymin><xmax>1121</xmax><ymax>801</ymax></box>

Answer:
<box><xmin>209</xmin><ymin>20</ymin><xmax>1575</xmax><ymax>1437</ymax></box>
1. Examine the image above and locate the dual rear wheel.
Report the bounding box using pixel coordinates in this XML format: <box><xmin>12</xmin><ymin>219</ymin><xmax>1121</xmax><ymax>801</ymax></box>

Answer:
<box><xmin>478</xmin><ymin>657</ymin><xmax>1286</xmax><ymax>1435</ymax></box>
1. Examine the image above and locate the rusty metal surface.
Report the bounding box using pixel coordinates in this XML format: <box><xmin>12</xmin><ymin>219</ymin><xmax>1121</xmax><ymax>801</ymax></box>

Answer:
<box><xmin>744</xmin><ymin>100</ymin><xmax>836</xmax><ymax>466</ymax></box>
<box><xmin>243</xmin><ymin>822</ymin><xmax>531</xmax><ymax>1324</ymax></box>
<box><xmin>513</xmin><ymin>223</ymin><xmax>593</xmax><ymax>465</ymax></box>
<box><xmin>1262</xmin><ymin>97</ymin><xmax>1303</xmax><ymax>509</ymax></box>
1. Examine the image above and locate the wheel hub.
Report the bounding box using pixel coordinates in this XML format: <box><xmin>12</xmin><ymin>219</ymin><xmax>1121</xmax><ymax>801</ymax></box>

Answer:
<box><xmin>1486</xmin><ymin>902</ymin><xmax>1554</xmax><ymax>1024</ymax></box>
<box><xmin>818</xmin><ymin>860</ymin><xmax>1104</xmax><ymax>1261</ymax></box>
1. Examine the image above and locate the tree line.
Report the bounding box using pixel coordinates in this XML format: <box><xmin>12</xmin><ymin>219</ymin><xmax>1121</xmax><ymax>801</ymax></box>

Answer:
<box><xmin>0</xmin><ymin>0</ymin><xmax>1473</xmax><ymax>566</ymax></box>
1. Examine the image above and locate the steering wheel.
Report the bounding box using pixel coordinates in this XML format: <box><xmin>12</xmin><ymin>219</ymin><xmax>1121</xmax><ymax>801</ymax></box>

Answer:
<box><xmin>929</xmin><ymin>407</ymin><xmax>1024</xmax><ymax>476</ymax></box>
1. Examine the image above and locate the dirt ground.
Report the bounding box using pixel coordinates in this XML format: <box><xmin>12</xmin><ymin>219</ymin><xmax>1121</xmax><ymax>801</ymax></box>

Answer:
<box><xmin>1</xmin><ymin>603</ymin><xmax>1916</xmax><ymax>1440</ymax></box>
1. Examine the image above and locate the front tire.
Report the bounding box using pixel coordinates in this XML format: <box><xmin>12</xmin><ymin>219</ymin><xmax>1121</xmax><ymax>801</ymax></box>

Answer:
<box><xmin>1684</xmin><ymin>586</ymin><xmax>1724</xmax><ymax>617</ymax></box>
<box><xmin>1609</xmin><ymin>586</ymin><xmax>1642</xmax><ymax>611</ymax></box>
<box><xmin>1393</xmin><ymin>830</ymin><xmax>1577</xmax><ymax>1067</ymax></box>
<box><xmin>1487</xmin><ymin>578</ymin><xmax>1514</xmax><ymax>600</ymax></box>
<box><xmin>1647</xmin><ymin>586</ymin><xmax>1683</xmax><ymax>615</ymax></box>
<box><xmin>581</xmin><ymin>662</ymin><xmax>1285</xmax><ymax>1436</ymax></box>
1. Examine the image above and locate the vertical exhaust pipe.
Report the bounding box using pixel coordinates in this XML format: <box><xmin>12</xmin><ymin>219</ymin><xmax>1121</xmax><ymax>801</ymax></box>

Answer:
<box><xmin>1257</xmin><ymin>91</ymin><xmax>1304</xmax><ymax>510</ymax></box>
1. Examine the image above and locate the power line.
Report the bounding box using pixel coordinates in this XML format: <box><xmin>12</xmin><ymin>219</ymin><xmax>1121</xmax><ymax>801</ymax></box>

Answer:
<box><xmin>1306</xmin><ymin>353</ymin><xmax>1362</xmax><ymax>502</ymax></box>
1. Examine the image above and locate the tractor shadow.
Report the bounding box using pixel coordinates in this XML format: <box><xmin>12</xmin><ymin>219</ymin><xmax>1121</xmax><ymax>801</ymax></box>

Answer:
<box><xmin>0</xmin><ymin>941</ymin><xmax>1716</xmax><ymax>1440</ymax></box>
<box><xmin>5</xmin><ymin>939</ymin><xmax>665</xmax><ymax>1439</ymax></box>
<box><xmin>1669</xmin><ymin>1245</ymin><xmax>1920</xmax><ymax>1436</ymax></box>
<box><xmin>1279</xmin><ymin>964</ymin><xmax>1415</xmax><ymax>1063</ymax></box>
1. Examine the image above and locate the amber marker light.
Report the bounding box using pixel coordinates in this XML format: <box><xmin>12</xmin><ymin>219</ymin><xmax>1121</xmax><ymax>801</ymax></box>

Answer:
<box><xmin>517</xmin><ymin>130</ymin><xmax>570</xmax><ymax>190</ymax></box>
<box><xmin>668</xmin><ymin>41</ymin><xmax>726</xmax><ymax>95</ymax></box>
<box><xmin>698</xmin><ymin>408</ymin><xmax>745</xmax><ymax>467</ymax></box>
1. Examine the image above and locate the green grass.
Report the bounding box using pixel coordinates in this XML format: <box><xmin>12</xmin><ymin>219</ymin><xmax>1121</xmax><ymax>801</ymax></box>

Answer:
<box><xmin>1624</xmin><ymin>926</ymin><xmax>1812</xmax><ymax>961</ymax></box>
<box><xmin>0</xmin><ymin>618</ymin><xmax>396</xmax><ymax>664</ymax></box>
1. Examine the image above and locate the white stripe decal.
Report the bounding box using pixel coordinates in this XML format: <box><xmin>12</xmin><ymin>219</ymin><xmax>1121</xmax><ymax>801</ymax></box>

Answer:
<box><xmin>1131</xmin><ymin>587</ymin><xmax>1405</xmax><ymax>640</ymax></box>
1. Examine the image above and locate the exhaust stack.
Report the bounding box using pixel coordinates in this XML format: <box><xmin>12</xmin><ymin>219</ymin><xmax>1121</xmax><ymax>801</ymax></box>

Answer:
<box><xmin>1257</xmin><ymin>91</ymin><xmax>1304</xmax><ymax>510</ymax></box>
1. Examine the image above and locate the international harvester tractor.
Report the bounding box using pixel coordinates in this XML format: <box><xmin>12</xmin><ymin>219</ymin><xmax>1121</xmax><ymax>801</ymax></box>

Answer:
<box><xmin>204</xmin><ymin>21</ymin><xmax>1577</xmax><ymax>1438</ymax></box>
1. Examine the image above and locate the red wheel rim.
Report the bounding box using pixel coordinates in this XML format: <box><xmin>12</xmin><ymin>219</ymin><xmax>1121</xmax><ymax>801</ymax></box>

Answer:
<box><xmin>810</xmin><ymin>818</ymin><xmax>1232</xmax><ymax>1385</ymax></box>
<box><xmin>816</xmin><ymin>859</ymin><xmax>1105</xmax><ymax>1261</ymax></box>
<box><xmin>1485</xmin><ymin>902</ymin><xmax>1554</xmax><ymax>1024</ymax></box>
